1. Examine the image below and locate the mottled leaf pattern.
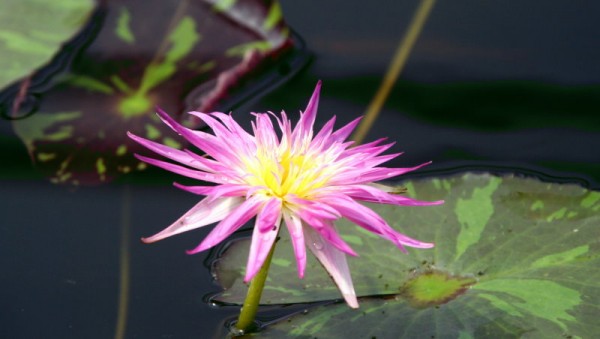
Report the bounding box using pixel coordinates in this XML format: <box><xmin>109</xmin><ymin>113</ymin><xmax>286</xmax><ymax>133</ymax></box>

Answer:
<box><xmin>9</xmin><ymin>0</ymin><xmax>298</xmax><ymax>185</ymax></box>
<box><xmin>212</xmin><ymin>173</ymin><xmax>600</xmax><ymax>338</ymax></box>
<box><xmin>0</xmin><ymin>0</ymin><xmax>95</xmax><ymax>90</ymax></box>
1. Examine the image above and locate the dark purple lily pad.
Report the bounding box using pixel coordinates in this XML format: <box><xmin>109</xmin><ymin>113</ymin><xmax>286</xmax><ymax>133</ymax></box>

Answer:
<box><xmin>8</xmin><ymin>0</ymin><xmax>307</xmax><ymax>185</ymax></box>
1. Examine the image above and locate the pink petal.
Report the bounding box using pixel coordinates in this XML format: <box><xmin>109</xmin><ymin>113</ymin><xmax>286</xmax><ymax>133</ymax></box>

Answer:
<box><xmin>275</xmin><ymin>111</ymin><xmax>293</xmax><ymax>149</ymax></box>
<box><xmin>141</xmin><ymin>196</ymin><xmax>243</xmax><ymax>243</ymax></box>
<box><xmin>328</xmin><ymin>116</ymin><xmax>362</xmax><ymax>145</ymax></box>
<box><xmin>310</xmin><ymin>116</ymin><xmax>336</xmax><ymax>149</ymax></box>
<box><xmin>313</xmin><ymin>221</ymin><xmax>358</xmax><ymax>256</ymax></box>
<box><xmin>329</xmin><ymin>162</ymin><xmax>432</xmax><ymax>186</ymax></box>
<box><xmin>188</xmin><ymin>112</ymin><xmax>231</xmax><ymax>138</ymax></box>
<box><xmin>283</xmin><ymin>210</ymin><xmax>306</xmax><ymax>279</ymax></box>
<box><xmin>360</xmin><ymin>153</ymin><xmax>403</xmax><ymax>168</ymax></box>
<box><xmin>182</xmin><ymin>149</ymin><xmax>235</xmax><ymax>175</ymax></box>
<box><xmin>186</xmin><ymin>196</ymin><xmax>264</xmax><ymax>254</ymax></box>
<box><xmin>173</xmin><ymin>182</ymin><xmax>249</xmax><ymax>200</ymax></box>
<box><xmin>189</xmin><ymin>112</ymin><xmax>256</xmax><ymax>156</ymax></box>
<box><xmin>244</xmin><ymin>198</ymin><xmax>283</xmax><ymax>282</ymax></box>
<box><xmin>304</xmin><ymin>225</ymin><xmax>358</xmax><ymax>308</ymax></box>
<box><xmin>332</xmin><ymin>184</ymin><xmax>444</xmax><ymax>206</ymax></box>
<box><xmin>341</xmin><ymin>138</ymin><xmax>392</xmax><ymax>157</ymax></box>
<box><xmin>322</xmin><ymin>195</ymin><xmax>434</xmax><ymax>251</ymax></box>
<box><xmin>292</xmin><ymin>81</ymin><xmax>321</xmax><ymax>145</ymax></box>
<box><xmin>286</xmin><ymin>195</ymin><xmax>341</xmax><ymax>219</ymax></box>
<box><xmin>134</xmin><ymin>154</ymin><xmax>228</xmax><ymax>184</ymax></box>
<box><xmin>155</xmin><ymin>108</ymin><xmax>239</xmax><ymax>168</ymax></box>
<box><xmin>127</xmin><ymin>132</ymin><xmax>213</xmax><ymax>171</ymax></box>
<box><xmin>287</xmin><ymin>205</ymin><xmax>341</xmax><ymax>228</ymax></box>
<box><xmin>210</xmin><ymin>112</ymin><xmax>255</xmax><ymax>143</ymax></box>
<box><xmin>253</xmin><ymin>113</ymin><xmax>280</xmax><ymax>151</ymax></box>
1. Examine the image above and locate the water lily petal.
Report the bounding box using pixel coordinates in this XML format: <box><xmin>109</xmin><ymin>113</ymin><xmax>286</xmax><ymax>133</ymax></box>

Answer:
<box><xmin>244</xmin><ymin>198</ymin><xmax>283</xmax><ymax>282</ymax></box>
<box><xmin>310</xmin><ymin>116</ymin><xmax>336</xmax><ymax>150</ymax></box>
<box><xmin>142</xmin><ymin>196</ymin><xmax>243</xmax><ymax>243</ymax></box>
<box><xmin>134</xmin><ymin>154</ymin><xmax>228</xmax><ymax>184</ymax></box>
<box><xmin>324</xmin><ymin>194</ymin><xmax>434</xmax><ymax>250</ymax></box>
<box><xmin>327</xmin><ymin>116</ymin><xmax>362</xmax><ymax>145</ymax></box>
<box><xmin>304</xmin><ymin>225</ymin><xmax>358</xmax><ymax>308</ymax></box>
<box><xmin>188</xmin><ymin>111</ymin><xmax>256</xmax><ymax>159</ymax></box>
<box><xmin>292</xmin><ymin>80</ymin><xmax>321</xmax><ymax>146</ymax></box>
<box><xmin>330</xmin><ymin>184</ymin><xmax>444</xmax><ymax>206</ymax></box>
<box><xmin>283</xmin><ymin>210</ymin><xmax>307</xmax><ymax>279</ymax></box>
<box><xmin>314</xmin><ymin>221</ymin><xmax>358</xmax><ymax>256</ymax></box>
<box><xmin>329</xmin><ymin>162</ymin><xmax>432</xmax><ymax>186</ymax></box>
<box><xmin>173</xmin><ymin>182</ymin><xmax>249</xmax><ymax>200</ymax></box>
<box><xmin>156</xmin><ymin>108</ymin><xmax>241</xmax><ymax>168</ymax></box>
<box><xmin>127</xmin><ymin>131</ymin><xmax>213</xmax><ymax>171</ymax></box>
<box><xmin>187</xmin><ymin>195</ymin><xmax>264</xmax><ymax>254</ymax></box>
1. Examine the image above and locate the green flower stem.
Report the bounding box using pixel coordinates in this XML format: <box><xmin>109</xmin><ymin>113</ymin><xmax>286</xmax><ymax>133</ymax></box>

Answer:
<box><xmin>235</xmin><ymin>239</ymin><xmax>278</xmax><ymax>332</ymax></box>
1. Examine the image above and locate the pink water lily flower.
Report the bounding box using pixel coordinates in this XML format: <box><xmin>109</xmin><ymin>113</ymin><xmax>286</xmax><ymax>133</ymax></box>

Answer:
<box><xmin>128</xmin><ymin>82</ymin><xmax>442</xmax><ymax>308</ymax></box>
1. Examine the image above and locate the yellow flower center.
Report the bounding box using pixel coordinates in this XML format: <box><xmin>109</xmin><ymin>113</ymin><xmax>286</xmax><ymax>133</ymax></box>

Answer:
<box><xmin>243</xmin><ymin>146</ymin><xmax>336</xmax><ymax>201</ymax></box>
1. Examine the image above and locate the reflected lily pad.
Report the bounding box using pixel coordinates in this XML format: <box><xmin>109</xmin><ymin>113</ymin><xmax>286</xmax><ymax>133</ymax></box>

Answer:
<box><xmin>8</xmin><ymin>0</ymin><xmax>306</xmax><ymax>185</ymax></box>
<box><xmin>212</xmin><ymin>173</ymin><xmax>600</xmax><ymax>338</ymax></box>
<box><xmin>0</xmin><ymin>0</ymin><xmax>96</xmax><ymax>90</ymax></box>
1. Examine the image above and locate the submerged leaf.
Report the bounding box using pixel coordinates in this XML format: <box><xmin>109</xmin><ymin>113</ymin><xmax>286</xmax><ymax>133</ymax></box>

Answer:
<box><xmin>212</xmin><ymin>173</ymin><xmax>600</xmax><ymax>338</ymax></box>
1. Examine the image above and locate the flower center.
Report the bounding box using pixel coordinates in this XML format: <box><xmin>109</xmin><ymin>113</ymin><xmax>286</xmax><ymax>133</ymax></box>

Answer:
<box><xmin>244</xmin><ymin>147</ymin><xmax>336</xmax><ymax>200</ymax></box>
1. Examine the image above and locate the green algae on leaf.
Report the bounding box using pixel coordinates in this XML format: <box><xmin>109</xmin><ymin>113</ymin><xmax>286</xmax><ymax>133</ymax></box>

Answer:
<box><xmin>212</xmin><ymin>173</ymin><xmax>600</xmax><ymax>338</ymax></box>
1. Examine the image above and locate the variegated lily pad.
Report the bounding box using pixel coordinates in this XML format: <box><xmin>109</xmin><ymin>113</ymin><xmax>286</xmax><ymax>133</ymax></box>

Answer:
<box><xmin>9</xmin><ymin>0</ymin><xmax>303</xmax><ymax>185</ymax></box>
<box><xmin>212</xmin><ymin>173</ymin><xmax>600</xmax><ymax>338</ymax></box>
<box><xmin>0</xmin><ymin>0</ymin><xmax>96</xmax><ymax>90</ymax></box>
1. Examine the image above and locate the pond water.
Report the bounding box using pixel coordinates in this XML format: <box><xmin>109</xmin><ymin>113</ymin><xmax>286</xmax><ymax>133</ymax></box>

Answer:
<box><xmin>1</xmin><ymin>1</ymin><xmax>599</xmax><ymax>338</ymax></box>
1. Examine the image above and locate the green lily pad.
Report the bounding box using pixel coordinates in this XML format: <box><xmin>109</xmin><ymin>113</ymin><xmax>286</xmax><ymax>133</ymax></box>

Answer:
<box><xmin>212</xmin><ymin>173</ymin><xmax>600</xmax><ymax>338</ymax></box>
<box><xmin>0</xmin><ymin>0</ymin><xmax>95</xmax><ymax>90</ymax></box>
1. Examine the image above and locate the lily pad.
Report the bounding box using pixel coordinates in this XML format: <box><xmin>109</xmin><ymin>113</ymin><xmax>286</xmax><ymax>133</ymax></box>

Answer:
<box><xmin>8</xmin><ymin>0</ymin><xmax>306</xmax><ymax>185</ymax></box>
<box><xmin>212</xmin><ymin>173</ymin><xmax>600</xmax><ymax>338</ymax></box>
<box><xmin>0</xmin><ymin>0</ymin><xmax>96</xmax><ymax>90</ymax></box>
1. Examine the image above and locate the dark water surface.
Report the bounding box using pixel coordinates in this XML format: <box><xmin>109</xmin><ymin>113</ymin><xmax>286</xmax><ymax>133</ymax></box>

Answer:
<box><xmin>1</xmin><ymin>1</ymin><xmax>599</xmax><ymax>338</ymax></box>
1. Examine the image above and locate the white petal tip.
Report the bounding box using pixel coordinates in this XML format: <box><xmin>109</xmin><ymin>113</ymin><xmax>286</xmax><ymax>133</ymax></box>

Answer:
<box><xmin>140</xmin><ymin>237</ymin><xmax>157</xmax><ymax>244</ymax></box>
<box><xmin>343</xmin><ymin>294</ymin><xmax>359</xmax><ymax>309</ymax></box>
